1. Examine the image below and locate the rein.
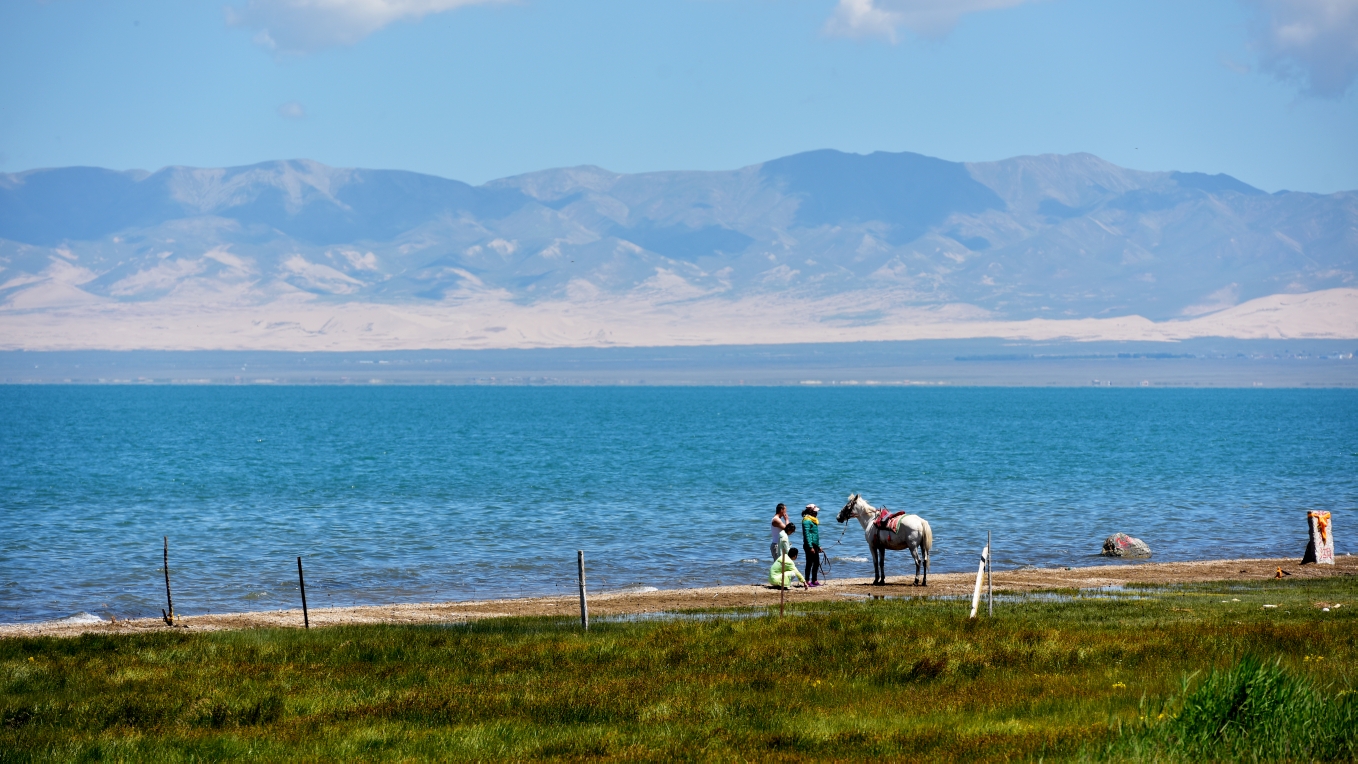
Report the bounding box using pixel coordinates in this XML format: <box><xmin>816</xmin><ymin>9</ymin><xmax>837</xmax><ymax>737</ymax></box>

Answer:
<box><xmin>820</xmin><ymin>503</ymin><xmax>861</xmax><ymax>576</ymax></box>
<box><xmin>819</xmin><ymin>522</ymin><xmax>852</xmax><ymax>576</ymax></box>
<box><xmin>829</xmin><ymin>520</ymin><xmax>851</xmax><ymax>549</ymax></box>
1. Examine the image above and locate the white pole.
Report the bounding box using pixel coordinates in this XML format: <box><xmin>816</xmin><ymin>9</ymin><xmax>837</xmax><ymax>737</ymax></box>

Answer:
<box><xmin>987</xmin><ymin>530</ymin><xmax>993</xmax><ymax>618</ymax></box>
<box><xmin>969</xmin><ymin>541</ymin><xmax>989</xmax><ymax>619</ymax></box>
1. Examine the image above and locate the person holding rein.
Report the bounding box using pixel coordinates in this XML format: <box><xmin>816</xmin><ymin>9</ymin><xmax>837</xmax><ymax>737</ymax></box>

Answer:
<box><xmin>801</xmin><ymin>504</ymin><xmax>823</xmax><ymax>587</ymax></box>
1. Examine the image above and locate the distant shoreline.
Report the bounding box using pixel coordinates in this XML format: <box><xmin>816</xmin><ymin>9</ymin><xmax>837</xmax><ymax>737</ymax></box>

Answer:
<box><xmin>3</xmin><ymin>338</ymin><xmax>1356</xmax><ymax>387</ymax></box>
<box><xmin>5</xmin><ymin>555</ymin><xmax>1352</xmax><ymax>639</ymax></box>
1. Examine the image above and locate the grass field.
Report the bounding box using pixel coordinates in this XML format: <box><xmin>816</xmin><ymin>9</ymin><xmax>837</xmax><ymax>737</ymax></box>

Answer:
<box><xmin>3</xmin><ymin>577</ymin><xmax>1355</xmax><ymax>761</ymax></box>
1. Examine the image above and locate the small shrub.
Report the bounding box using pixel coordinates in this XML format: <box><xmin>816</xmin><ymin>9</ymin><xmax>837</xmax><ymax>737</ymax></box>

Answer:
<box><xmin>1113</xmin><ymin>655</ymin><xmax>1358</xmax><ymax>761</ymax></box>
<box><xmin>909</xmin><ymin>655</ymin><xmax>948</xmax><ymax>681</ymax></box>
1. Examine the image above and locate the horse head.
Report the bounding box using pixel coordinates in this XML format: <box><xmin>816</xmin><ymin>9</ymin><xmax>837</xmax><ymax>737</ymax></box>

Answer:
<box><xmin>837</xmin><ymin>493</ymin><xmax>860</xmax><ymax>523</ymax></box>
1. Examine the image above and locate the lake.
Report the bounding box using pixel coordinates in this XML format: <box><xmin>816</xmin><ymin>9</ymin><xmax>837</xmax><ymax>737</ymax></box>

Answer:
<box><xmin>1</xmin><ymin>386</ymin><xmax>1354</xmax><ymax>623</ymax></box>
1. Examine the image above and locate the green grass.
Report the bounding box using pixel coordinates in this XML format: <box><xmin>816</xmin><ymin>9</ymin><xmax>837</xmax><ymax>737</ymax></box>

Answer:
<box><xmin>1105</xmin><ymin>653</ymin><xmax>1357</xmax><ymax>761</ymax></box>
<box><xmin>2</xmin><ymin>577</ymin><xmax>1355</xmax><ymax>761</ymax></box>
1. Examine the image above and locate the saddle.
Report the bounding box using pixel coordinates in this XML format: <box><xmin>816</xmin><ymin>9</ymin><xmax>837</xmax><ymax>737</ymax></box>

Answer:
<box><xmin>874</xmin><ymin>508</ymin><xmax>908</xmax><ymax>535</ymax></box>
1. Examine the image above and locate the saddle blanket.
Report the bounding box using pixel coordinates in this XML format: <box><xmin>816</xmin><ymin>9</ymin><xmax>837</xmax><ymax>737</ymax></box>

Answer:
<box><xmin>875</xmin><ymin>509</ymin><xmax>908</xmax><ymax>534</ymax></box>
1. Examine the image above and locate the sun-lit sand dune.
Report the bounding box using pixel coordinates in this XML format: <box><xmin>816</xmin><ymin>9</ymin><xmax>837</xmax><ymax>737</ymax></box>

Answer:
<box><xmin>2</xmin><ymin>287</ymin><xmax>1355</xmax><ymax>351</ymax></box>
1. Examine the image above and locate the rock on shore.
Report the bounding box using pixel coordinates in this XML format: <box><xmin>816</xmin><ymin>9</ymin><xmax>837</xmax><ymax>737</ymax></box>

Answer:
<box><xmin>1103</xmin><ymin>533</ymin><xmax>1152</xmax><ymax>558</ymax></box>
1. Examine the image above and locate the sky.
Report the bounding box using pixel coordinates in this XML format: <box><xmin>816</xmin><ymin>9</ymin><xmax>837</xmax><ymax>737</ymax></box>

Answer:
<box><xmin>1</xmin><ymin>0</ymin><xmax>1356</xmax><ymax>193</ymax></box>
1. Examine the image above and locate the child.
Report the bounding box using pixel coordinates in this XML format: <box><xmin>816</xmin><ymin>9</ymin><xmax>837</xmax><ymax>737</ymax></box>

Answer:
<box><xmin>801</xmin><ymin>504</ymin><xmax>823</xmax><ymax>587</ymax></box>
<box><xmin>769</xmin><ymin>547</ymin><xmax>806</xmax><ymax>589</ymax></box>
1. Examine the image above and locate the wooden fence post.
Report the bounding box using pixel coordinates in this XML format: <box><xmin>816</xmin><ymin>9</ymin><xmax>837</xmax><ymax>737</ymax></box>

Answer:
<box><xmin>297</xmin><ymin>557</ymin><xmax>310</xmax><ymax>629</ymax></box>
<box><xmin>577</xmin><ymin>550</ymin><xmax>589</xmax><ymax>631</ymax></box>
<box><xmin>162</xmin><ymin>536</ymin><xmax>175</xmax><ymax>626</ymax></box>
<box><xmin>780</xmin><ymin>556</ymin><xmax>786</xmax><ymax>618</ymax></box>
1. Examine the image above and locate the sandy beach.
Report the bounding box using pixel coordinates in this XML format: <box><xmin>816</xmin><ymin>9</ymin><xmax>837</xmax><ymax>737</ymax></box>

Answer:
<box><xmin>3</xmin><ymin>555</ymin><xmax>1353</xmax><ymax>639</ymax></box>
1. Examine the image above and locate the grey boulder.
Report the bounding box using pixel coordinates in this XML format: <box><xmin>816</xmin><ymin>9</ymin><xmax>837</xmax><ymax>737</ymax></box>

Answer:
<box><xmin>1102</xmin><ymin>533</ymin><xmax>1152</xmax><ymax>559</ymax></box>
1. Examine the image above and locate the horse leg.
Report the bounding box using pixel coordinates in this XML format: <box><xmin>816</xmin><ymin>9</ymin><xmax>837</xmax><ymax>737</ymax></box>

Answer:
<box><xmin>922</xmin><ymin>547</ymin><xmax>929</xmax><ymax>586</ymax></box>
<box><xmin>872</xmin><ymin>541</ymin><xmax>885</xmax><ymax>585</ymax></box>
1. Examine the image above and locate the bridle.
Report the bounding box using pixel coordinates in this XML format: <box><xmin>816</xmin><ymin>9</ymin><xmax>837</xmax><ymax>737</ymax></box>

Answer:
<box><xmin>836</xmin><ymin>493</ymin><xmax>860</xmax><ymax>525</ymax></box>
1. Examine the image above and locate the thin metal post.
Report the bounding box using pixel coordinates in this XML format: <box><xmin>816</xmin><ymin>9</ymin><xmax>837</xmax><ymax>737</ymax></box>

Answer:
<box><xmin>987</xmin><ymin>530</ymin><xmax>993</xmax><ymax>618</ymax></box>
<box><xmin>577</xmin><ymin>550</ymin><xmax>588</xmax><ymax>630</ymax></box>
<box><xmin>297</xmin><ymin>557</ymin><xmax>310</xmax><ymax>629</ymax></box>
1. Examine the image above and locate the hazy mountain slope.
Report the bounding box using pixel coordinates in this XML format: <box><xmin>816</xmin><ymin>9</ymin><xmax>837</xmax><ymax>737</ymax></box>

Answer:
<box><xmin>0</xmin><ymin>150</ymin><xmax>1354</xmax><ymax>350</ymax></box>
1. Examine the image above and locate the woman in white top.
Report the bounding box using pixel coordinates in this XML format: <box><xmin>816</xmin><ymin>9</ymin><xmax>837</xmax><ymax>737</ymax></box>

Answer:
<box><xmin>770</xmin><ymin>503</ymin><xmax>793</xmax><ymax>560</ymax></box>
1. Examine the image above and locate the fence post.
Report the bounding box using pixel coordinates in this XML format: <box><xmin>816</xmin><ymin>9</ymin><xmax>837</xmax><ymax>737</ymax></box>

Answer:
<box><xmin>780</xmin><ymin>555</ymin><xmax>787</xmax><ymax>617</ymax></box>
<box><xmin>297</xmin><ymin>556</ymin><xmax>310</xmax><ymax>629</ymax></box>
<box><xmin>987</xmin><ymin>529</ymin><xmax>993</xmax><ymax>618</ymax></box>
<box><xmin>162</xmin><ymin>536</ymin><xmax>175</xmax><ymax>626</ymax></box>
<box><xmin>577</xmin><ymin>550</ymin><xmax>589</xmax><ymax>631</ymax></box>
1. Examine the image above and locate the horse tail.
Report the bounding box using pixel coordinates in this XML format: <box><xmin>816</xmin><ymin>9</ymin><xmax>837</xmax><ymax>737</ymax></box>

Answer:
<box><xmin>922</xmin><ymin>519</ymin><xmax>934</xmax><ymax>552</ymax></box>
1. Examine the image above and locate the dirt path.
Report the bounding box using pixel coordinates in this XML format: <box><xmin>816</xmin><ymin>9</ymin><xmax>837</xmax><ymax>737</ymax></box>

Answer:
<box><xmin>4</xmin><ymin>555</ymin><xmax>1354</xmax><ymax>639</ymax></box>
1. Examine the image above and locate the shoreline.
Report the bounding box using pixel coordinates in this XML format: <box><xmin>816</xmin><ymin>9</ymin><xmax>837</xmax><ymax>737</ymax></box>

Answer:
<box><xmin>4</xmin><ymin>554</ymin><xmax>1354</xmax><ymax>639</ymax></box>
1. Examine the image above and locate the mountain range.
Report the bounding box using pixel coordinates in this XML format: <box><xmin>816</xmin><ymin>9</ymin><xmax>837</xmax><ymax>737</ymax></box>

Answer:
<box><xmin>1</xmin><ymin>150</ymin><xmax>1355</xmax><ymax>350</ymax></box>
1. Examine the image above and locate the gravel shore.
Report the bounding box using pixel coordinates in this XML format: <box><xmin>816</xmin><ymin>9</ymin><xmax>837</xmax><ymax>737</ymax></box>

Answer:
<box><xmin>4</xmin><ymin>555</ymin><xmax>1353</xmax><ymax>639</ymax></box>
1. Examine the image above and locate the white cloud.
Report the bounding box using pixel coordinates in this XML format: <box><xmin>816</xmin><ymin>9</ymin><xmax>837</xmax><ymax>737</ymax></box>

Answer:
<box><xmin>1243</xmin><ymin>0</ymin><xmax>1358</xmax><ymax>97</ymax></box>
<box><xmin>277</xmin><ymin>101</ymin><xmax>306</xmax><ymax>119</ymax></box>
<box><xmin>824</xmin><ymin>0</ymin><xmax>1040</xmax><ymax>41</ymax></box>
<box><xmin>225</xmin><ymin>0</ymin><xmax>505</xmax><ymax>55</ymax></box>
<box><xmin>824</xmin><ymin>0</ymin><xmax>904</xmax><ymax>42</ymax></box>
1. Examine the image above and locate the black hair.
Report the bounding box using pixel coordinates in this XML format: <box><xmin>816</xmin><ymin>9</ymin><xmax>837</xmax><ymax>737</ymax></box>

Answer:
<box><xmin>788</xmin><ymin>548</ymin><xmax>799</xmax><ymax>559</ymax></box>
<box><xmin>776</xmin><ymin>503</ymin><xmax>787</xmax><ymax>512</ymax></box>
<box><xmin>786</xmin><ymin>523</ymin><xmax>797</xmax><ymax>535</ymax></box>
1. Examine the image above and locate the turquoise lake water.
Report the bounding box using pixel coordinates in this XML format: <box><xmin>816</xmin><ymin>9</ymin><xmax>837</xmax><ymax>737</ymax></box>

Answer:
<box><xmin>1</xmin><ymin>386</ymin><xmax>1355</xmax><ymax>623</ymax></box>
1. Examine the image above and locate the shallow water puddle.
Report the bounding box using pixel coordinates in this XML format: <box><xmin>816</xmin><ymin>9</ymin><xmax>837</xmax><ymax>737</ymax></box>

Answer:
<box><xmin>595</xmin><ymin>609</ymin><xmax>804</xmax><ymax>623</ymax></box>
<box><xmin>837</xmin><ymin>584</ymin><xmax>1162</xmax><ymax>604</ymax></box>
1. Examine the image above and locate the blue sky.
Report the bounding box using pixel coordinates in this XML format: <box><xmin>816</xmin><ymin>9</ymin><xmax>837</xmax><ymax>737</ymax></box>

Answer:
<box><xmin>1</xmin><ymin>0</ymin><xmax>1356</xmax><ymax>192</ymax></box>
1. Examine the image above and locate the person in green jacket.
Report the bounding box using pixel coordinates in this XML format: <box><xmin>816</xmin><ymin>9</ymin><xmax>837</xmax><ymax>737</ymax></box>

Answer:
<box><xmin>801</xmin><ymin>504</ymin><xmax>823</xmax><ymax>587</ymax></box>
<box><xmin>769</xmin><ymin>547</ymin><xmax>806</xmax><ymax>589</ymax></box>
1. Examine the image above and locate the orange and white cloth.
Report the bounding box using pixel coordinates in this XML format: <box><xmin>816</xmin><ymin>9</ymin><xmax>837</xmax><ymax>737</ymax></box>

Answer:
<box><xmin>1306</xmin><ymin>511</ymin><xmax>1334</xmax><ymax>565</ymax></box>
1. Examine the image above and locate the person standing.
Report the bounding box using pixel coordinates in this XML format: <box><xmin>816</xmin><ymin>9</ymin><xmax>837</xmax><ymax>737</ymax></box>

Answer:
<box><xmin>770</xmin><ymin>503</ymin><xmax>792</xmax><ymax>560</ymax></box>
<box><xmin>801</xmin><ymin>504</ymin><xmax>823</xmax><ymax>587</ymax></box>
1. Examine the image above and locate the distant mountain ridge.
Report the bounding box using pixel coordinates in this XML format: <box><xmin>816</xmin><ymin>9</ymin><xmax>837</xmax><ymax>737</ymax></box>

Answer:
<box><xmin>1</xmin><ymin>150</ymin><xmax>1355</xmax><ymax>350</ymax></box>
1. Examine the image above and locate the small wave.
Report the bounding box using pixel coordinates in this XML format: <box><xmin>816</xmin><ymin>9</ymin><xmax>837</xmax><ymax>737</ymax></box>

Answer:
<box><xmin>739</xmin><ymin>558</ymin><xmax>762</xmax><ymax>564</ymax></box>
<box><xmin>610</xmin><ymin>585</ymin><xmax>659</xmax><ymax>594</ymax></box>
<box><xmin>50</xmin><ymin>612</ymin><xmax>106</xmax><ymax>625</ymax></box>
<box><xmin>834</xmin><ymin>556</ymin><xmax>869</xmax><ymax>563</ymax></box>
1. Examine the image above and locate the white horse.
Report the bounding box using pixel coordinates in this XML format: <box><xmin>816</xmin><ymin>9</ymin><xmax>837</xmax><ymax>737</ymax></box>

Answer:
<box><xmin>837</xmin><ymin>493</ymin><xmax>933</xmax><ymax>586</ymax></box>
